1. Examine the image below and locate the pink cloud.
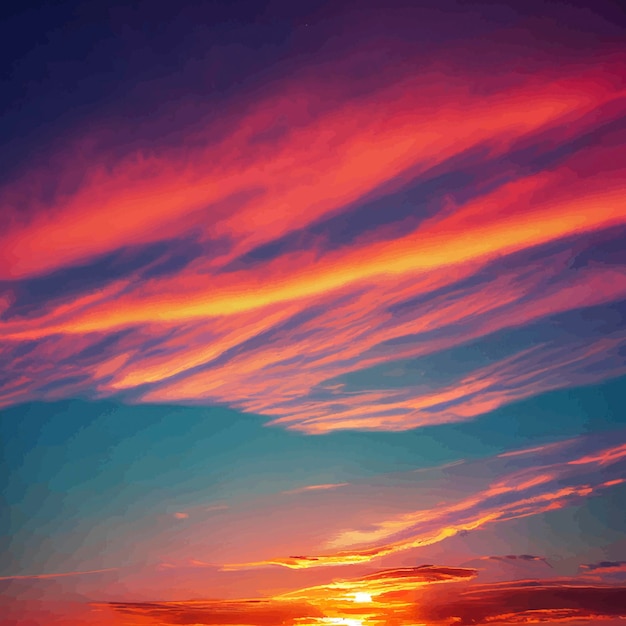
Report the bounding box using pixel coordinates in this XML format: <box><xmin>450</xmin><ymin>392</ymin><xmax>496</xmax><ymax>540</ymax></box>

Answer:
<box><xmin>222</xmin><ymin>436</ymin><xmax>626</xmax><ymax>570</ymax></box>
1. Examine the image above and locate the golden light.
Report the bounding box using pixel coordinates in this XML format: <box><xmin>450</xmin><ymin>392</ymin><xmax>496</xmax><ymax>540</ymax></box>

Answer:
<box><xmin>353</xmin><ymin>592</ymin><xmax>373</xmax><ymax>603</ymax></box>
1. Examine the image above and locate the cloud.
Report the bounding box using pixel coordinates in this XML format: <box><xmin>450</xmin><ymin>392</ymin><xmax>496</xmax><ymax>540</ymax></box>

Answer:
<box><xmin>569</xmin><ymin>443</ymin><xmax>626</xmax><ymax>467</ymax></box>
<box><xmin>482</xmin><ymin>554</ymin><xmax>553</xmax><ymax>568</ymax></box>
<box><xmin>580</xmin><ymin>561</ymin><xmax>626</xmax><ymax>575</ymax></box>
<box><xmin>101</xmin><ymin>565</ymin><xmax>476</xmax><ymax>625</ymax></box>
<box><xmin>418</xmin><ymin>581</ymin><xmax>626</xmax><ymax>625</ymax></box>
<box><xmin>282</xmin><ymin>483</ymin><xmax>350</xmax><ymax>496</ymax></box>
<box><xmin>205</xmin><ymin>504</ymin><xmax>229</xmax><ymax>513</ymax></box>
<box><xmin>3</xmin><ymin>48</ymin><xmax>621</xmax><ymax>283</ymax></box>
<box><xmin>224</xmin><ymin>434</ymin><xmax>626</xmax><ymax>570</ymax></box>
<box><xmin>6</xmin><ymin>151</ymin><xmax>626</xmax><ymax>339</ymax></box>
<box><xmin>3</xmin><ymin>5</ymin><xmax>626</xmax><ymax>625</ymax></box>
<box><xmin>0</xmin><ymin>31</ymin><xmax>625</xmax><ymax>438</ymax></box>
<box><xmin>497</xmin><ymin>443</ymin><xmax>568</xmax><ymax>459</ymax></box>
<box><xmin>101</xmin><ymin>598</ymin><xmax>324</xmax><ymax>626</ymax></box>
<box><xmin>99</xmin><ymin>571</ymin><xmax>626</xmax><ymax>626</ymax></box>
<box><xmin>0</xmin><ymin>568</ymin><xmax>117</xmax><ymax>581</ymax></box>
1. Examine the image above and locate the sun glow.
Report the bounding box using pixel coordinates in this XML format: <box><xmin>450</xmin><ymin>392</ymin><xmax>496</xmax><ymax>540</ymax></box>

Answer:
<box><xmin>320</xmin><ymin>619</ymin><xmax>364</xmax><ymax>626</ymax></box>
<box><xmin>353</xmin><ymin>592</ymin><xmax>373</xmax><ymax>603</ymax></box>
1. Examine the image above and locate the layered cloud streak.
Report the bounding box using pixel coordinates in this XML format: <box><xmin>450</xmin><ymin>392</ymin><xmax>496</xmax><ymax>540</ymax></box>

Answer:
<box><xmin>1</xmin><ymin>21</ymin><xmax>625</xmax><ymax>435</ymax></box>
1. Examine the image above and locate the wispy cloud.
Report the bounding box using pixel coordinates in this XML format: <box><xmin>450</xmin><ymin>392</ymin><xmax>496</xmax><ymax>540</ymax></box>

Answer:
<box><xmin>0</xmin><ymin>41</ymin><xmax>624</xmax><ymax>436</ymax></box>
<box><xmin>224</xmin><ymin>433</ymin><xmax>626</xmax><ymax>570</ymax></box>
<box><xmin>101</xmin><ymin>564</ymin><xmax>477</xmax><ymax>625</ymax></box>
<box><xmin>481</xmin><ymin>554</ymin><xmax>553</xmax><ymax>568</ymax></box>
<box><xmin>100</xmin><ymin>571</ymin><xmax>626</xmax><ymax>626</ymax></box>
<box><xmin>419</xmin><ymin>580</ymin><xmax>626</xmax><ymax>625</ymax></box>
<box><xmin>0</xmin><ymin>568</ymin><xmax>117</xmax><ymax>581</ymax></box>
<box><xmin>3</xmin><ymin>4</ymin><xmax>626</xmax><ymax>625</ymax></box>
<box><xmin>101</xmin><ymin>598</ymin><xmax>324</xmax><ymax>626</ymax></box>
<box><xmin>282</xmin><ymin>483</ymin><xmax>350</xmax><ymax>496</ymax></box>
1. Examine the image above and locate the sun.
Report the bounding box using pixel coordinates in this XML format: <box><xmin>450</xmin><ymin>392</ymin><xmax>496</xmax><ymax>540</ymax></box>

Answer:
<box><xmin>353</xmin><ymin>592</ymin><xmax>373</xmax><ymax>603</ymax></box>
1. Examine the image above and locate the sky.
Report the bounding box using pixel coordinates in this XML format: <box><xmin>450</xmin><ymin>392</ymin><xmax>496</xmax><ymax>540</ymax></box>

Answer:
<box><xmin>1</xmin><ymin>0</ymin><xmax>626</xmax><ymax>624</ymax></box>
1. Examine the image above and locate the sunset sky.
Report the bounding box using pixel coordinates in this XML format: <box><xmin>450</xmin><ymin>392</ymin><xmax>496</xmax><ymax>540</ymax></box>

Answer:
<box><xmin>1</xmin><ymin>1</ymin><xmax>626</xmax><ymax>624</ymax></box>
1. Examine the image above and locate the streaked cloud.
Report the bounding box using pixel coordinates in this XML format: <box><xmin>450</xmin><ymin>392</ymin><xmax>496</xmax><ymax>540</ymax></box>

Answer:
<box><xmin>100</xmin><ymin>571</ymin><xmax>626</xmax><ymax>626</ymax></box>
<box><xmin>3</xmin><ymin>2</ymin><xmax>626</xmax><ymax>625</ymax></box>
<box><xmin>0</xmin><ymin>568</ymin><xmax>117</xmax><ymax>581</ymax></box>
<box><xmin>224</xmin><ymin>432</ymin><xmax>626</xmax><ymax>570</ymax></box>
<box><xmin>580</xmin><ymin>561</ymin><xmax>626</xmax><ymax>575</ymax></box>
<box><xmin>482</xmin><ymin>554</ymin><xmax>553</xmax><ymax>568</ymax></box>
<box><xmin>418</xmin><ymin>580</ymin><xmax>626</xmax><ymax>625</ymax></box>
<box><xmin>282</xmin><ymin>483</ymin><xmax>350</xmax><ymax>496</ymax></box>
<box><xmin>0</xmin><ymin>37</ymin><xmax>625</xmax><ymax>436</ymax></box>
<box><xmin>101</xmin><ymin>564</ymin><xmax>477</xmax><ymax>625</ymax></box>
<box><xmin>101</xmin><ymin>598</ymin><xmax>324</xmax><ymax>626</ymax></box>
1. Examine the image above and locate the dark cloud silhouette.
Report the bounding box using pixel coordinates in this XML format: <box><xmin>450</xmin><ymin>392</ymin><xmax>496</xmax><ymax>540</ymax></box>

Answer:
<box><xmin>581</xmin><ymin>561</ymin><xmax>626</xmax><ymax>574</ymax></box>
<box><xmin>419</xmin><ymin>581</ymin><xmax>626</xmax><ymax>625</ymax></box>
<box><xmin>483</xmin><ymin>554</ymin><xmax>553</xmax><ymax>568</ymax></box>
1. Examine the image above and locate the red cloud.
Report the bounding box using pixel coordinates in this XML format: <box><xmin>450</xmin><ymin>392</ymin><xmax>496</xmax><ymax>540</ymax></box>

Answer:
<box><xmin>1</xmin><ymin>44</ymin><xmax>626</xmax><ymax>439</ymax></box>
<box><xmin>2</xmin><ymin>51</ymin><xmax>621</xmax><ymax>282</ymax></box>
<box><xmin>418</xmin><ymin>581</ymin><xmax>626</xmax><ymax>625</ymax></box>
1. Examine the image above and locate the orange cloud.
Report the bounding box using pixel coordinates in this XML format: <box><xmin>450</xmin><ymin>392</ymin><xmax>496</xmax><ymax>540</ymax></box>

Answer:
<box><xmin>280</xmin><ymin>565</ymin><xmax>477</xmax><ymax>603</ymax></box>
<box><xmin>568</xmin><ymin>443</ymin><xmax>626</xmax><ymax>467</ymax></box>
<box><xmin>0</xmin><ymin>568</ymin><xmax>117</xmax><ymax>581</ymax></box>
<box><xmin>497</xmin><ymin>442</ymin><xmax>569</xmax><ymax>459</ymax></box>
<box><xmin>98</xmin><ymin>571</ymin><xmax>626</xmax><ymax>626</ymax></box>
<box><xmin>131</xmin><ymin>251</ymin><xmax>626</xmax><ymax>434</ymax></box>
<box><xmin>100</xmin><ymin>565</ymin><xmax>476</xmax><ymax>625</ymax></box>
<box><xmin>100</xmin><ymin>598</ymin><xmax>324</xmax><ymax>626</ymax></box>
<box><xmin>5</xmin><ymin>161</ymin><xmax>626</xmax><ymax>341</ymax></box>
